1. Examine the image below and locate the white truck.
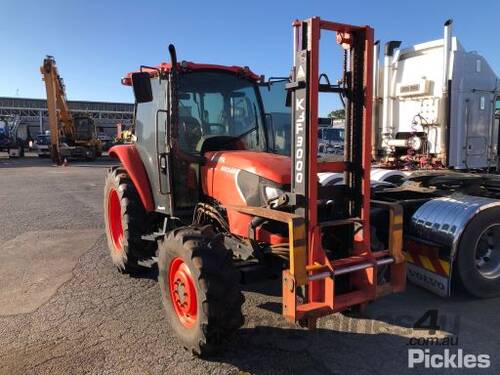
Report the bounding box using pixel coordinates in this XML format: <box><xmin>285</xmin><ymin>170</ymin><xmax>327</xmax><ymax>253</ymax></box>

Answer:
<box><xmin>371</xmin><ymin>20</ymin><xmax>500</xmax><ymax>298</ymax></box>
<box><xmin>35</xmin><ymin>131</ymin><xmax>51</xmax><ymax>157</ymax></box>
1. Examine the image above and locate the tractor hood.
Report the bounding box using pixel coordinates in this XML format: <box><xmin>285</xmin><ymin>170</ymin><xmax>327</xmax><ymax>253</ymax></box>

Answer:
<box><xmin>205</xmin><ymin>150</ymin><xmax>291</xmax><ymax>184</ymax></box>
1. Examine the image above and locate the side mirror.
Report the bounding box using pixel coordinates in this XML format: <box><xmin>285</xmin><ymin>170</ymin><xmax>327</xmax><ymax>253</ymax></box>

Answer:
<box><xmin>264</xmin><ymin>113</ymin><xmax>276</xmax><ymax>152</ymax></box>
<box><xmin>131</xmin><ymin>72</ymin><xmax>153</xmax><ymax>103</ymax></box>
<box><xmin>285</xmin><ymin>90</ymin><xmax>291</xmax><ymax>107</ymax></box>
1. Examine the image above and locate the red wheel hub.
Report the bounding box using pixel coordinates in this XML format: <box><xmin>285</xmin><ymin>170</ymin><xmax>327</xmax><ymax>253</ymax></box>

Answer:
<box><xmin>168</xmin><ymin>257</ymin><xmax>197</xmax><ymax>328</ymax></box>
<box><xmin>107</xmin><ymin>189</ymin><xmax>124</xmax><ymax>252</ymax></box>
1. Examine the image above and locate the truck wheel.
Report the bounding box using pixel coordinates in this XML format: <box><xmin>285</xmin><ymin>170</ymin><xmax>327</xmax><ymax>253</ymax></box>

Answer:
<box><xmin>158</xmin><ymin>226</ymin><xmax>244</xmax><ymax>356</ymax></box>
<box><xmin>103</xmin><ymin>167</ymin><xmax>156</xmax><ymax>272</ymax></box>
<box><xmin>456</xmin><ymin>207</ymin><xmax>500</xmax><ymax>298</ymax></box>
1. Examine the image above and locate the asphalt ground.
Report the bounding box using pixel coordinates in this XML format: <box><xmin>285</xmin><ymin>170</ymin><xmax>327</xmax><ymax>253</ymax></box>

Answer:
<box><xmin>0</xmin><ymin>155</ymin><xmax>499</xmax><ymax>374</ymax></box>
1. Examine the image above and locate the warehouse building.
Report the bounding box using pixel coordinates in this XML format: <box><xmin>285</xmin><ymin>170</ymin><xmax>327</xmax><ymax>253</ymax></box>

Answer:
<box><xmin>0</xmin><ymin>97</ymin><xmax>133</xmax><ymax>140</ymax></box>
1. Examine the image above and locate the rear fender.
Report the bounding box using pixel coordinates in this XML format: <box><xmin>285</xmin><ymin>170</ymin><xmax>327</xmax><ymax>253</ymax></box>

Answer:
<box><xmin>406</xmin><ymin>194</ymin><xmax>500</xmax><ymax>297</ymax></box>
<box><xmin>109</xmin><ymin>145</ymin><xmax>155</xmax><ymax>212</ymax></box>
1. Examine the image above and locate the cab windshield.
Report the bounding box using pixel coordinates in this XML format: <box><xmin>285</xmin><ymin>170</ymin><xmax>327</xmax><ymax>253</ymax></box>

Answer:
<box><xmin>36</xmin><ymin>134</ymin><xmax>51</xmax><ymax>145</ymax></box>
<box><xmin>74</xmin><ymin>117</ymin><xmax>95</xmax><ymax>141</ymax></box>
<box><xmin>177</xmin><ymin>71</ymin><xmax>266</xmax><ymax>153</ymax></box>
<box><xmin>259</xmin><ymin>80</ymin><xmax>291</xmax><ymax>156</ymax></box>
<box><xmin>320</xmin><ymin>128</ymin><xmax>344</xmax><ymax>142</ymax></box>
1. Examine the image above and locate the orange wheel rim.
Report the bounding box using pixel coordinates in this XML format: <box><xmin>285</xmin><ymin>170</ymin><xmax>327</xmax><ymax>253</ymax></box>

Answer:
<box><xmin>168</xmin><ymin>257</ymin><xmax>197</xmax><ymax>328</ymax></box>
<box><xmin>107</xmin><ymin>189</ymin><xmax>123</xmax><ymax>252</ymax></box>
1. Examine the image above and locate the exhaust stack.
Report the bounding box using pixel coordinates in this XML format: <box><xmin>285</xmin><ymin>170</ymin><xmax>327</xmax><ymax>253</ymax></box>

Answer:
<box><xmin>441</xmin><ymin>19</ymin><xmax>453</xmax><ymax>163</ymax></box>
<box><xmin>381</xmin><ymin>41</ymin><xmax>401</xmax><ymax>153</ymax></box>
<box><xmin>442</xmin><ymin>19</ymin><xmax>453</xmax><ymax>90</ymax></box>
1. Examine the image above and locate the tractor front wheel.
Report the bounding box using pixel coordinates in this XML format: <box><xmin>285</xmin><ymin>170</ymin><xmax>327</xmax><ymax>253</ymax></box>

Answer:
<box><xmin>158</xmin><ymin>225</ymin><xmax>244</xmax><ymax>356</ymax></box>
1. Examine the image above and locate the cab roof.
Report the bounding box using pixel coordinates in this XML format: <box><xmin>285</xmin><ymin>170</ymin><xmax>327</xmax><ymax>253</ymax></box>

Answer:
<box><xmin>121</xmin><ymin>61</ymin><xmax>260</xmax><ymax>86</ymax></box>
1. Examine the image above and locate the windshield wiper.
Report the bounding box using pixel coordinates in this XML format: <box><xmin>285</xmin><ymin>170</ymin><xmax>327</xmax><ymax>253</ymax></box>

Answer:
<box><xmin>235</xmin><ymin>126</ymin><xmax>257</xmax><ymax>140</ymax></box>
<box><xmin>252</xmin><ymin>102</ymin><xmax>259</xmax><ymax>143</ymax></box>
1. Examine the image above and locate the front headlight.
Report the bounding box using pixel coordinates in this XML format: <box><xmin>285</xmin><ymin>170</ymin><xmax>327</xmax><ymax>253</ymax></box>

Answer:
<box><xmin>263</xmin><ymin>186</ymin><xmax>284</xmax><ymax>201</ymax></box>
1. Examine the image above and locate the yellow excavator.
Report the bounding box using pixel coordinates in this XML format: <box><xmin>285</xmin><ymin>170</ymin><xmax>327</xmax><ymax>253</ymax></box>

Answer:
<box><xmin>40</xmin><ymin>56</ymin><xmax>101</xmax><ymax>164</ymax></box>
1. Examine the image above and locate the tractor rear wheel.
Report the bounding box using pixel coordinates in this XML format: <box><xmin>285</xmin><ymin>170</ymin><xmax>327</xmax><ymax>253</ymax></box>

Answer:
<box><xmin>103</xmin><ymin>167</ymin><xmax>156</xmax><ymax>272</ymax></box>
<box><xmin>158</xmin><ymin>225</ymin><xmax>244</xmax><ymax>356</ymax></box>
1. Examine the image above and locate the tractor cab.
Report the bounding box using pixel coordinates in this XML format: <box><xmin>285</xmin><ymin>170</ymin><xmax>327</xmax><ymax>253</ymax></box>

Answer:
<box><xmin>122</xmin><ymin>59</ymin><xmax>291</xmax><ymax>218</ymax></box>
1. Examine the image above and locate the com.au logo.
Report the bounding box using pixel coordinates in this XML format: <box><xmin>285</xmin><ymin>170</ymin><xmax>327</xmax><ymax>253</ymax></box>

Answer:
<box><xmin>407</xmin><ymin>310</ymin><xmax>490</xmax><ymax>369</ymax></box>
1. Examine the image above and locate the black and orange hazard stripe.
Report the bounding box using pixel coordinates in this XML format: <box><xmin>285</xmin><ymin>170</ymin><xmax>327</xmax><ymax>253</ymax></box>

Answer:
<box><xmin>404</xmin><ymin>238</ymin><xmax>450</xmax><ymax>277</ymax></box>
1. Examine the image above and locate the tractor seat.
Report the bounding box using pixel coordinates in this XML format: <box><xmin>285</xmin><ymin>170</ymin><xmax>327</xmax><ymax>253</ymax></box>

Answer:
<box><xmin>179</xmin><ymin>116</ymin><xmax>202</xmax><ymax>153</ymax></box>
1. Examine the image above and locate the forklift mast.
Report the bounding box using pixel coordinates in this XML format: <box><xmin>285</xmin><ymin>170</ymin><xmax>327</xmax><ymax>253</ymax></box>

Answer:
<box><xmin>290</xmin><ymin>17</ymin><xmax>372</xmax><ymax>248</ymax></box>
<box><xmin>283</xmin><ymin>17</ymin><xmax>405</xmax><ymax>326</ymax></box>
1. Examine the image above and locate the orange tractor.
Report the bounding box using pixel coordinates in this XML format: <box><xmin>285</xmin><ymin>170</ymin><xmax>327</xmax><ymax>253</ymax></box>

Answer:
<box><xmin>104</xmin><ymin>17</ymin><xmax>405</xmax><ymax>355</ymax></box>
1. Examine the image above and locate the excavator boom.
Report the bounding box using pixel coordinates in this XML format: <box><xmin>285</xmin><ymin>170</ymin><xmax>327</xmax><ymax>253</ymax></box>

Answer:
<box><xmin>40</xmin><ymin>56</ymin><xmax>100</xmax><ymax>164</ymax></box>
